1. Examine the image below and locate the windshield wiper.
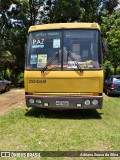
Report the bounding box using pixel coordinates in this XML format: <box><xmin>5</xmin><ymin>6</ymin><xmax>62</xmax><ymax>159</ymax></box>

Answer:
<box><xmin>41</xmin><ymin>52</ymin><xmax>59</xmax><ymax>73</ymax></box>
<box><xmin>67</xmin><ymin>51</ymin><xmax>83</xmax><ymax>72</ymax></box>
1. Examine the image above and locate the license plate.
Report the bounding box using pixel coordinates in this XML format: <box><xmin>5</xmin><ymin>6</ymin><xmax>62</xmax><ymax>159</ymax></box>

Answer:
<box><xmin>56</xmin><ymin>101</ymin><xmax>69</xmax><ymax>106</ymax></box>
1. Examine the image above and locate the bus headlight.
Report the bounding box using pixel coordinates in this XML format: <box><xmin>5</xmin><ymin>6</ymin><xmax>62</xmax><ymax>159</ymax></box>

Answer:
<box><xmin>92</xmin><ymin>99</ymin><xmax>98</xmax><ymax>105</ymax></box>
<box><xmin>84</xmin><ymin>100</ymin><xmax>90</xmax><ymax>105</ymax></box>
<box><xmin>29</xmin><ymin>98</ymin><xmax>35</xmax><ymax>104</ymax></box>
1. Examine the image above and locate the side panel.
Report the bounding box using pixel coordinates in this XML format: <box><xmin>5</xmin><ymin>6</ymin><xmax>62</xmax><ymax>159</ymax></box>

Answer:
<box><xmin>0</xmin><ymin>80</ymin><xmax>5</xmax><ymax>91</ymax></box>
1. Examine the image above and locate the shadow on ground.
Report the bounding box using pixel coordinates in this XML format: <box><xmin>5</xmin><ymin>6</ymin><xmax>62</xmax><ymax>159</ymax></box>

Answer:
<box><xmin>25</xmin><ymin>108</ymin><xmax>103</xmax><ymax>120</ymax></box>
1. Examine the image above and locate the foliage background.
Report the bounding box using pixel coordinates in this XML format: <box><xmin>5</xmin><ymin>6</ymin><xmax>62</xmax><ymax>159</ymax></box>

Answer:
<box><xmin>0</xmin><ymin>0</ymin><xmax>120</xmax><ymax>84</ymax></box>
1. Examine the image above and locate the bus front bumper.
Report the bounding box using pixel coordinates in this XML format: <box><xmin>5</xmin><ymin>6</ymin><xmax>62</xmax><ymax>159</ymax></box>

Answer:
<box><xmin>25</xmin><ymin>95</ymin><xmax>103</xmax><ymax>109</ymax></box>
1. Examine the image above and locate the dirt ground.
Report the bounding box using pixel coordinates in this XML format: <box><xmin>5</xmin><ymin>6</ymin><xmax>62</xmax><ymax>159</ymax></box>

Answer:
<box><xmin>0</xmin><ymin>89</ymin><xmax>25</xmax><ymax>116</ymax></box>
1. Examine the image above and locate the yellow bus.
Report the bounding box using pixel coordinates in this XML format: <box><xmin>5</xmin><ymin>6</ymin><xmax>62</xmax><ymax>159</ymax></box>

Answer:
<box><xmin>24</xmin><ymin>23</ymin><xmax>104</xmax><ymax>109</ymax></box>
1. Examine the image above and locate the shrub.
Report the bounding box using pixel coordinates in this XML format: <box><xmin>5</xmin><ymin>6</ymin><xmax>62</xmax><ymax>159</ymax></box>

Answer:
<box><xmin>103</xmin><ymin>60</ymin><xmax>113</xmax><ymax>80</ymax></box>
<box><xmin>5</xmin><ymin>69</ymin><xmax>11</xmax><ymax>80</ymax></box>
<box><xmin>0</xmin><ymin>69</ymin><xmax>11</xmax><ymax>80</ymax></box>
<box><xmin>117</xmin><ymin>66</ymin><xmax>120</xmax><ymax>75</ymax></box>
<box><xmin>17</xmin><ymin>72</ymin><xmax>24</xmax><ymax>84</ymax></box>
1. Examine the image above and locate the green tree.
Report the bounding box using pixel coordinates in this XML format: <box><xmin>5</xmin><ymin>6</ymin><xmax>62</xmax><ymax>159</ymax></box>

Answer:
<box><xmin>103</xmin><ymin>60</ymin><xmax>113</xmax><ymax>80</ymax></box>
<box><xmin>105</xmin><ymin>0</ymin><xmax>118</xmax><ymax>14</ymax></box>
<box><xmin>101</xmin><ymin>10</ymin><xmax>120</xmax><ymax>74</ymax></box>
<box><xmin>28</xmin><ymin>0</ymin><xmax>44</xmax><ymax>25</ymax></box>
<box><xmin>0</xmin><ymin>0</ymin><xmax>29</xmax><ymax>85</ymax></box>
<box><xmin>50</xmin><ymin>0</ymin><xmax>81</xmax><ymax>22</ymax></box>
<box><xmin>0</xmin><ymin>0</ymin><xmax>13</xmax><ymax>73</ymax></box>
<box><xmin>98</xmin><ymin>0</ymin><xmax>119</xmax><ymax>24</ymax></box>
<box><xmin>48</xmin><ymin>0</ymin><xmax>118</xmax><ymax>23</ymax></box>
<box><xmin>80</xmin><ymin>0</ymin><xmax>100</xmax><ymax>22</ymax></box>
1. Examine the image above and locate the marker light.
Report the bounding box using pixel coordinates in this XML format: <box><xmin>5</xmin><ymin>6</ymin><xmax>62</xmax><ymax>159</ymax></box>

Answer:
<box><xmin>36</xmin><ymin>99</ymin><xmax>41</xmax><ymax>104</ymax></box>
<box><xmin>44</xmin><ymin>103</ymin><xmax>49</xmax><ymax>107</ymax></box>
<box><xmin>77</xmin><ymin>104</ymin><xmax>82</xmax><ymax>107</ymax></box>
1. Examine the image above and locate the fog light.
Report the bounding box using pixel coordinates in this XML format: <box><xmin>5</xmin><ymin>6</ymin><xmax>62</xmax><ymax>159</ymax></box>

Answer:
<box><xmin>44</xmin><ymin>103</ymin><xmax>49</xmax><ymax>107</ymax></box>
<box><xmin>29</xmin><ymin>98</ymin><xmax>35</xmax><ymax>104</ymax></box>
<box><xmin>84</xmin><ymin>100</ymin><xmax>90</xmax><ymax>105</ymax></box>
<box><xmin>36</xmin><ymin>99</ymin><xmax>41</xmax><ymax>104</ymax></box>
<box><xmin>77</xmin><ymin>103</ymin><xmax>82</xmax><ymax>107</ymax></box>
<box><xmin>92</xmin><ymin>99</ymin><xmax>98</xmax><ymax>105</ymax></box>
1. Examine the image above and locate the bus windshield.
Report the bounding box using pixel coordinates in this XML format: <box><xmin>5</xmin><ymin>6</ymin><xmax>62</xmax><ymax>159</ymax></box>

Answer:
<box><xmin>26</xmin><ymin>29</ymin><xmax>101</xmax><ymax>70</ymax></box>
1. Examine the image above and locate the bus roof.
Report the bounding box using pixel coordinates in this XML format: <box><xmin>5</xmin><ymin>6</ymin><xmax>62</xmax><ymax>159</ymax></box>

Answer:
<box><xmin>28</xmin><ymin>23</ymin><xmax>100</xmax><ymax>33</ymax></box>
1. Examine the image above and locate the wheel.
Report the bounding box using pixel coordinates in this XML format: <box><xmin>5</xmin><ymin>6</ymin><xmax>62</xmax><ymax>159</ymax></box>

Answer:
<box><xmin>5</xmin><ymin>84</ymin><xmax>10</xmax><ymax>92</ymax></box>
<box><xmin>106</xmin><ymin>88</ymin><xmax>110</xmax><ymax>96</ymax></box>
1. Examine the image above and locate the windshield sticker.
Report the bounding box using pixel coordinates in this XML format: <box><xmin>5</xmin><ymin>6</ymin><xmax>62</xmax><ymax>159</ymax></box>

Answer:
<box><xmin>30</xmin><ymin>55</ymin><xmax>37</xmax><ymax>64</ymax></box>
<box><xmin>33</xmin><ymin>39</ymin><xmax>44</xmax><ymax>45</ymax></box>
<box><xmin>36</xmin><ymin>33</ymin><xmax>47</xmax><ymax>37</ymax></box>
<box><xmin>48</xmin><ymin>32</ymin><xmax>60</xmax><ymax>36</ymax></box>
<box><xmin>32</xmin><ymin>45</ymin><xmax>44</xmax><ymax>48</ymax></box>
<box><xmin>53</xmin><ymin>39</ymin><xmax>60</xmax><ymax>48</ymax></box>
<box><xmin>68</xmin><ymin>61</ymin><xmax>93</xmax><ymax>69</ymax></box>
<box><xmin>32</xmin><ymin>39</ymin><xmax>44</xmax><ymax>48</ymax></box>
<box><xmin>37</xmin><ymin>54</ymin><xmax>47</xmax><ymax>68</ymax></box>
<box><xmin>68</xmin><ymin>61</ymin><xmax>77</xmax><ymax>69</ymax></box>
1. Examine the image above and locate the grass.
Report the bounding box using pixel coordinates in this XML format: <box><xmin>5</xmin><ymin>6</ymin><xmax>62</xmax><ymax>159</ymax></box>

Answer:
<box><xmin>0</xmin><ymin>96</ymin><xmax>120</xmax><ymax>160</ymax></box>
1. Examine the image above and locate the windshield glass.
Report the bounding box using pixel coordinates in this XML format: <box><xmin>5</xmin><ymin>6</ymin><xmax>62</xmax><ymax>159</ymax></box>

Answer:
<box><xmin>26</xmin><ymin>30</ymin><xmax>62</xmax><ymax>70</ymax></box>
<box><xmin>63</xmin><ymin>30</ymin><xmax>100</xmax><ymax>70</ymax></box>
<box><xmin>26</xmin><ymin>29</ymin><xmax>101</xmax><ymax>70</ymax></box>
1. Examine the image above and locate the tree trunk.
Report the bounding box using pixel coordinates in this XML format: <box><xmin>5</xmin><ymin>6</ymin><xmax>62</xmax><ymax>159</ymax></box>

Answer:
<box><xmin>29</xmin><ymin>0</ymin><xmax>33</xmax><ymax>25</ymax></box>
<box><xmin>114</xmin><ymin>63</ymin><xmax>117</xmax><ymax>75</ymax></box>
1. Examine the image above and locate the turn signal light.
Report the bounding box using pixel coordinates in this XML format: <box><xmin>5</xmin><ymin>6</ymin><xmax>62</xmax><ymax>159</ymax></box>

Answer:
<box><xmin>91</xmin><ymin>92</ymin><xmax>99</xmax><ymax>96</ymax></box>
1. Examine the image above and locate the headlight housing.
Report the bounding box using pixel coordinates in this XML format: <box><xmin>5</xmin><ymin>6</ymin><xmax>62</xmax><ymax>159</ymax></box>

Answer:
<box><xmin>92</xmin><ymin>99</ymin><xmax>98</xmax><ymax>105</ymax></box>
<box><xmin>29</xmin><ymin>98</ymin><xmax>35</xmax><ymax>104</ymax></box>
<box><xmin>84</xmin><ymin>100</ymin><xmax>90</xmax><ymax>105</ymax></box>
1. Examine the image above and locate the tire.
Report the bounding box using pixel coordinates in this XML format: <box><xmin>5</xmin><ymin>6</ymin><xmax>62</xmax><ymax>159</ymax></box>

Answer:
<box><xmin>106</xmin><ymin>88</ymin><xmax>110</xmax><ymax>96</ymax></box>
<box><xmin>5</xmin><ymin>84</ymin><xmax>10</xmax><ymax>92</ymax></box>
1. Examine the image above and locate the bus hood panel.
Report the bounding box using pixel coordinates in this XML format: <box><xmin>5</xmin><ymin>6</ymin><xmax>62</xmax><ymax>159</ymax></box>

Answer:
<box><xmin>25</xmin><ymin>70</ymin><xmax>103</xmax><ymax>93</ymax></box>
<box><xmin>27</xmin><ymin>78</ymin><xmax>99</xmax><ymax>92</ymax></box>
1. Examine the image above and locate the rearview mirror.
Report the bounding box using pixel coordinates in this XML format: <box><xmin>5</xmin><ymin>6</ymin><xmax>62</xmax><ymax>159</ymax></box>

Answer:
<box><xmin>102</xmin><ymin>41</ymin><xmax>108</xmax><ymax>56</ymax></box>
<box><xmin>24</xmin><ymin>44</ymin><xmax>26</xmax><ymax>55</ymax></box>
